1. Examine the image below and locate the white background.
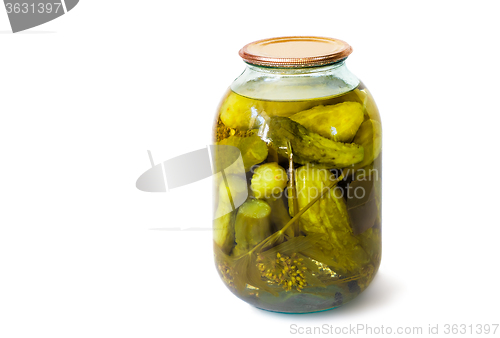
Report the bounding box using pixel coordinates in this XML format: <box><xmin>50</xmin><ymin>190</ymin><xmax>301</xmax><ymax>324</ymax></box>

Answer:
<box><xmin>1</xmin><ymin>1</ymin><xmax>499</xmax><ymax>337</ymax></box>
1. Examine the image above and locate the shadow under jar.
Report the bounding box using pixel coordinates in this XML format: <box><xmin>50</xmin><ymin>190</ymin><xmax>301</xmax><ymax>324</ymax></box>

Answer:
<box><xmin>213</xmin><ymin>36</ymin><xmax>382</xmax><ymax>313</ymax></box>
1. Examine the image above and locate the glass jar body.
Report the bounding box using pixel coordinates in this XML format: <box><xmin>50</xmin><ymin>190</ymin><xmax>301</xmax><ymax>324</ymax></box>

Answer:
<box><xmin>213</xmin><ymin>62</ymin><xmax>382</xmax><ymax>313</ymax></box>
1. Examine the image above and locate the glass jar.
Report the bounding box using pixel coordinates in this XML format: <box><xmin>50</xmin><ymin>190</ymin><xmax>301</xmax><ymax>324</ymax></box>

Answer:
<box><xmin>212</xmin><ymin>36</ymin><xmax>382</xmax><ymax>313</ymax></box>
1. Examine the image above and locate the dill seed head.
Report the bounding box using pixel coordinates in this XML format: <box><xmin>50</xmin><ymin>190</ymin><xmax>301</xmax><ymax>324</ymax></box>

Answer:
<box><xmin>256</xmin><ymin>252</ymin><xmax>308</xmax><ymax>292</ymax></box>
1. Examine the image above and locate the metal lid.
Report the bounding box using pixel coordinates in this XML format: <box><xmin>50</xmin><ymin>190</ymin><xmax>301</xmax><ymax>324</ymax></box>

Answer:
<box><xmin>239</xmin><ymin>36</ymin><xmax>353</xmax><ymax>68</ymax></box>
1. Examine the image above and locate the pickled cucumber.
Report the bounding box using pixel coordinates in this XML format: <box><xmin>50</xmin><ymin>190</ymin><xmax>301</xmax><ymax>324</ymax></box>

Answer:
<box><xmin>294</xmin><ymin>166</ymin><xmax>370</xmax><ymax>274</ymax></box>
<box><xmin>219</xmin><ymin>91</ymin><xmax>265</xmax><ymax>130</ymax></box>
<box><xmin>267</xmin><ymin>197</ymin><xmax>294</xmax><ymax>238</ymax></box>
<box><xmin>250</xmin><ymin>163</ymin><xmax>288</xmax><ymax>199</ymax></box>
<box><xmin>233</xmin><ymin>199</ymin><xmax>272</xmax><ymax>256</ymax></box>
<box><xmin>349</xmin><ymin>119</ymin><xmax>382</xmax><ymax>170</ymax></box>
<box><xmin>268</xmin><ymin>116</ymin><xmax>364</xmax><ymax>168</ymax></box>
<box><xmin>354</xmin><ymin>87</ymin><xmax>381</xmax><ymax>122</ymax></box>
<box><xmin>213</xmin><ymin>175</ymin><xmax>248</xmax><ymax>254</ymax></box>
<box><xmin>218</xmin><ymin>134</ymin><xmax>269</xmax><ymax>172</ymax></box>
<box><xmin>290</xmin><ymin>102</ymin><xmax>364</xmax><ymax>142</ymax></box>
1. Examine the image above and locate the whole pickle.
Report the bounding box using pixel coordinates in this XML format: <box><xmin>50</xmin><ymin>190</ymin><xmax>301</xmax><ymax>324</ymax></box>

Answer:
<box><xmin>354</xmin><ymin>88</ymin><xmax>381</xmax><ymax>123</ymax></box>
<box><xmin>218</xmin><ymin>134</ymin><xmax>268</xmax><ymax>172</ymax></box>
<box><xmin>233</xmin><ymin>199</ymin><xmax>272</xmax><ymax>256</ymax></box>
<box><xmin>250</xmin><ymin>162</ymin><xmax>288</xmax><ymax>199</ymax></box>
<box><xmin>267</xmin><ymin>197</ymin><xmax>295</xmax><ymax>238</ymax></box>
<box><xmin>349</xmin><ymin>119</ymin><xmax>382</xmax><ymax>170</ymax></box>
<box><xmin>213</xmin><ymin>175</ymin><xmax>248</xmax><ymax>254</ymax></box>
<box><xmin>294</xmin><ymin>166</ymin><xmax>370</xmax><ymax>274</ymax></box>
<box><xmin>290</xmin><ymin>102</ymin><xmax>364</xmax><ymax>142</ymax></box>
<box><xmin>346</xmin><ymin>178</ymin><xmax>378</xmax><ymax>235</ymax></box>
<box><xmin>344</xmin><ymin>155</ymin><xmax>382</xmax><ymax>234</ymax></box>
<box><xmin>268</xmin><ymin>117</ymin><xmax>364</xmax><ymax>169</ymax></box>
<box><xmin>219</xmin><ymin>91</ymin><xmax>265</xmax><ymax>130</ymax></box>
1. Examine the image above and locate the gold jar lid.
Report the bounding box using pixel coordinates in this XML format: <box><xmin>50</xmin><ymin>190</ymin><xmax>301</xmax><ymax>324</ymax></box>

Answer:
<box><xmin>239</xmin><ymin>36</ymin><xmax>353</xmax><ymax>68</ymax></box>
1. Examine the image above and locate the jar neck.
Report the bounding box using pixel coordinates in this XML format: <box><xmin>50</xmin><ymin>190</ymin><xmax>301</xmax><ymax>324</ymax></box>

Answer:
<box><xmin>231</xmin><ymin>59</ymin><xmax>360</xmax><ymax>101</ymax></box>
<box><xmin>245</xmin><ymin>60</ymin><xmax>347</xmax><ymax>75</ymax></box>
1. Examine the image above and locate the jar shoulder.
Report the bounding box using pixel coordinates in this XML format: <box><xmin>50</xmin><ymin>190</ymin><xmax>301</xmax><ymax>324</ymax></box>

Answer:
<box><xmin>231</xmin><ymin>63</ymin><xmax>361</xmax><ymax>102</ymax></box>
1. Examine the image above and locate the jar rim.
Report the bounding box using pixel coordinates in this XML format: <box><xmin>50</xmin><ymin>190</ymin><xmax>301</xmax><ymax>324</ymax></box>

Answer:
<box><xmin>239</xmin><ymin>36</ymin><xmax>353</xmax><ymax>68</ymax></box>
